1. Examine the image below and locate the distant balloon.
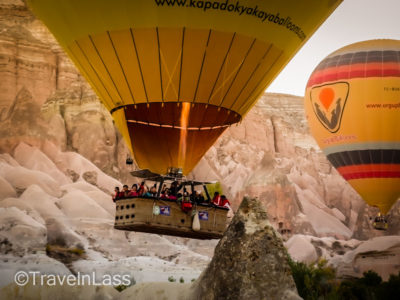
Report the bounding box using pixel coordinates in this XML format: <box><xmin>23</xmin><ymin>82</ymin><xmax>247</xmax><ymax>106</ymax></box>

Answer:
<box><xmin>305</xmin><ymin>39</ymin><xmax>400</xmax><ymax>214</ymax></box>
<box><xmin>27</xmin><ymin>0</ymin><xmax>341</xmax><ymax>174</ymax></box>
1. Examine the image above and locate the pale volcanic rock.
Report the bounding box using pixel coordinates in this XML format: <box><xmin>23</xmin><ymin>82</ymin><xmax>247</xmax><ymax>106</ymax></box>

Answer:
<box><xmin>45</xmin><ymin>217</ymin><xmax>84</xmax><ymax>249</ymax></box>
<box><xmin>0</xmin><ymin>206</ymin><xmax>47</xmax><ymax>255</ymax></box>
<box><xmin>0</xmin><ymin>153</ymin><xmax>19</xmax><ymax>167</ymax></box>
<box><xmin>0</xmin><ymin>279</ymin><xmax>119</xmax><ymax>300</ymax></box>
<box><xmin>0</xmin><ymin>162</ymin><xmax>61</xmax><ymax>197</ymax></box>
<box><xmin>0</xmin><ymin>197</ymin><xmax>45</xmax><ymax>225</ymax></box>
<box><xmin>13</xmin><ymin>142</ymin><xmax>71</xmax><ymax>185</ymax></box>
<box><xmin>56</xmin><ymin>190</ymin><xmax>112</xmax><ymax>221</ymax></box>
<box><xmin>296</xmin><ymin>188</ymin><xmax>352</xmax><ymax>239</ymax></box>
<box><xmin>18</xmin><ymin>185</ymin><xmax>64</xmax><ymax>219</ymax></box>
<box><xmin>0</xmin><ymin>177</ymin><xmax>16</xmax><ymax>200</ymax></box>
<box><xmin>330</xmin><ymin>236</ymin><xmax>400</xmax><ymax>281</ymax></box>
<box><xmin>0</xmin><ymin>253</ymin><xmax>72</xmax><ymax>289</ymax></box>
<box><xmin>120</xmin><ymin>282</ymin><xmax>192</xmax><ymax>300</ymax></box>
<box><xmin>285</xmin><ymin>235</ymin><xmax>318</xmax><ymax>264</ymax></box>
<box><xmin>42</xmin><ymin>145</ymin><xmax>121</xmax><ymax>194</ymax></box>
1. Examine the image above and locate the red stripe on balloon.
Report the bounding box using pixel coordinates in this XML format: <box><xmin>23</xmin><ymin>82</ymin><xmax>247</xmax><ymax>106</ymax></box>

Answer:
<box><xmin>307</xmin><ymin>64</ymin><xmax>400</xmax><ymax>87</ymax></box>
<box><xmin>341</xmin><ymin>171</ymin><xmax>400</xmax><ymax>180</ymax></box>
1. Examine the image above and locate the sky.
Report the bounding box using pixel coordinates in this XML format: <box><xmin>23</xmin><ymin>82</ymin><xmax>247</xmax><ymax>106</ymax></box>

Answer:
<box><xmin>266</xmin><ymin>0</ymin><xmax>400</xmax><ymax>97</ymax></box>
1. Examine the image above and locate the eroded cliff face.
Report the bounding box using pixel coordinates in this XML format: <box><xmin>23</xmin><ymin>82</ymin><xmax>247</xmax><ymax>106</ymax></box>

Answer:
<box><xmin>0</xmin><ymin>0</ymin><xmax>132</xmax><ymax>179</ymax></box>
<box><xmin>192</xmin><ymin>94</ymin><xmax>400</xmax><ymax>240</ymax></box>
<box><xmin>0</xmin><ymin>0</ymin><xmax>398</xmax><ymax>242</ymax></box>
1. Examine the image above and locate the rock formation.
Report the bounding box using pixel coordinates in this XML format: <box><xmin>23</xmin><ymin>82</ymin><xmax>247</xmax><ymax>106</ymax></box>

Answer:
<box><xmin>0</xmin><ymin>0</ymin><xmax>399</xmax><ymax>292</ymax></box>
<box><xmin>1</xmin><ymin>0</ymin><xmax>399</xmax><ymax>241</ymax></box>
<box><xmin>192</xmin><ymin>197</ymin><xmax>299</xmax><ymax>300</ymax></box>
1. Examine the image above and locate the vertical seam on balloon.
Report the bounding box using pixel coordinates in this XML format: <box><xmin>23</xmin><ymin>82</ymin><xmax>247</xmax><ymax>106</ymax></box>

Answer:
<box><xmin>228</xmin><ymin>43</ymin><xmax>272</xmax><ymax>111</ymax></box>
<box><xmin>67</xmin><ymin>46</ymin><xmax>110</xmax><ymax>108</ymax></box>
<box><xmin>218</xmin><ymin>38</ymin><xmax>256</xmax><ymax>108</ymax></box>
<box><xmin>193</xmin><ymin>29</ymin><xmax>212</xmax><ymax>103</ymax></box>
<box><xmin>130</xmin><ymin>28</ymin><xmax>149</xmax><ymax>103</ymax></box>
<box><xmin>207</xmin><ymin>32</ymin><xmax>236</xmax><ymax>104</ymax></box>
<box><xmin>88</xmin><ymin>35</ymin><xmax>125</xmax><ymax>106</ymax></box>
<box><xmin>178</xmin><ymin>27</ymin><xmax>185</xmax><ymax>102</ymax></box>
<box><xmin>237</xmin><ymin>48</ymin><xmax>283</xmax><ymax>112</ymax></box>
<box><xmin>72</xmin><ymin>41</ymin><xmax>116</xmax><ymax>108</ymax></box>
<box><xmin>239</xmin><ymin>49</ymin><xmax>284</xmax><ymax>112</ymax></box>
<box><xmin>107</xmin><ymin>31</ymin><xmax>136</xmax><ymax>105</ymax></box>
<box><xmin>159</xmin><ymin>38</ymin><xmax>181</xmax><ymax>100</ymax></box>
<box><xmin>156</xmin><ymin>27</ymin><xmax>164</xmax><ymax>102</ymax></box>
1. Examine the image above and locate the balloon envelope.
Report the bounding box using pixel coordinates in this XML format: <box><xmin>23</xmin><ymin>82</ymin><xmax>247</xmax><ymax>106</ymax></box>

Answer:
<box><xmin>305</xmin><ymin>39</ymin><xmax>400</xmax><ymax>214</ymax></box>
<box><xmin>27</xmin><ymin>0</ymin><xmax>341</xmax><ymax>174</ymax></box>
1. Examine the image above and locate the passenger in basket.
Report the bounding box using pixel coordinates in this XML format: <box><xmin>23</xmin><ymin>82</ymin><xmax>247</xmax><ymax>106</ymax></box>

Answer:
<box><xmin>161</xmin><ymin>188</ymin><xmax>170</xmax><ymax>199</ymax></box>
<box><xmin>142</xmin><ymin>185</ymin><xmax>152</xmax><ymax>198</ymax></box>
<box><xmin>128</xmin><ymin>184</ymin><xmax>138</xmax><ymax>197</ymax></box>
<box><xmin>150</xmin><ymin>185</ymin><xmax>157</xmax><ymax>197</ymax></box>
<box><xmin>170</xmin><ymin>181</ymin><xmax>183</xmax><ymax>197</ymax></box>
<box><xmin>161</xmin><ymin>184</ymin><xmax>167</xmax><ymax>195</ymax></box>
<box><xmin>193</xmin><ymin>190</ymin><xmax>205</xmax><ymax>204</ymax></box>
<box><xmin>138</xmin><ymin>181</ymin><xmax>145</xmax><ymax>196</ymax></box>
<box><xmin>212</xmin><ymin>192</ymin><xmax>221</xmax><ymax>206</ymax></box>
<box><xmin>220</xmin><ymin>195</ymin><xmax>231</xmax><ymax>209</ymax></box>
<box><xmin>122</xmin><ymin>185</ymin><xmax>130</xmax><ymax>198</ymax></box>
<box><xmin>181</xmin><ymin>189</ymin><xmax>192</xmax><ymax>213</ymax></box>
<box><xmin>112</xmin><ymin>187</ymin><xmax>120</xmax><ymax>202</ymax></box>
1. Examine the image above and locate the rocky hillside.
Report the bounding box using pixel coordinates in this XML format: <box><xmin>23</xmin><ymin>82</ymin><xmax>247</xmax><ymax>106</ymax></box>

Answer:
<box><xmin>193</xmin><ymin>94</ymin><xmax>400</xmax><ymax>240</ymax></box>
<box><xmin>0</xmin><ymin>0</ymin><xmax>399</xmax><ymax>290</ymax></box>
<box><xmin>0</xmin><ymin>142</ymin><xmax>215</xmax><ymax>289</ymax></box>
<box><xmin>1</xmin><ymin>0</ymin><xmax>398</xmax><ymax>241</ymax></box>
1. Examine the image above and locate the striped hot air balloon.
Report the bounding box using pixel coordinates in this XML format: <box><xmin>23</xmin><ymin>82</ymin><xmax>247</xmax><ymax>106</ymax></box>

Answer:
<box><xmin>305</xmin><ymin>39</ymin><xmax>400</xmax><ymax>215</ymax></box>
<box><xmin>27</xmin><ymin>0</ymin><xmax>341</xmax><ymax>175</ymax></box>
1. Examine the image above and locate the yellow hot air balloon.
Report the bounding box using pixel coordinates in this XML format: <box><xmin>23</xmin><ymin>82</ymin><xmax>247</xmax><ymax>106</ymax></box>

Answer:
<box><xmin>27</xmin><ymin>0</ymin><xmax>341</xmax><ymax>175</ymax></box>
<box><xmin>305</xmin><ymin>39</ymin><xmax>400</xmax><ymax>216</ymax></box>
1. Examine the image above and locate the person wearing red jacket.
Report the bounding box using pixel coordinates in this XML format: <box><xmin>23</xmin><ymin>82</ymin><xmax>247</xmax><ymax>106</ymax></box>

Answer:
<box><xmin>112</xmin><ymin>187</ymin><xmax>120</xmax><ymax>202</ymax></box>
<box><xmin>212</xmin><ymin>192</ymin><xmax>221</xmax><ymax>206</ymax></box>
<box><xmin>220</xmin><ymin>195</ymin><xmax>231</xmax><ymax>209</ymax></box>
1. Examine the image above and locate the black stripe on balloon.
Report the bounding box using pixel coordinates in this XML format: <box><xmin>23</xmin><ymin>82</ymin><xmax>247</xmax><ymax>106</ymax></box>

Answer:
<box><xmin>177</xmin><ymin>27</ymin><xmax>185</xmax><ymax>102</ymax></box>
<box><xmin>315</xmin><ymin>50</ymin><xmax>400</xmax><ymax>72</ymax></box>
<box><xmin>207</xmin><ymin>32</ymin><xmax>236</xmax><ymax>104</ymax></box>
<box><xmin>156</xmin><ymin>27</ymin><xmax>164</xmax><ymax>102</ymax></box>
<box><xmin>88</xmin><ymin>35</ymin><xmax>125</xmax><ymax>106</ymax></box>
<box><xmin>228</xmin><ymin>43</ymin><xmax>272</xmax><ymax>110</ymax></box>
<box><xmin>327</xmin><ymin>149</ymin><xmax>400</xmax><ymax>168</ymax></box>
<box><xmin>68</xmin><ymin>44</ymin><xmax>114</xmax><ymax>108</ymax></box>
<box><xmin>193</xmin><ymin>29</ymin><xmax>212</xmax><ymax>103</ymax></box>
<box><xmin>219</xmin><ymin>38</ymin><xmax>257</xmax><ymax>108</ymax></box>
<box><xmin>107</xmin><ymin>31</ymin><xmax>136</xmax><ymax>105</ymax></box>
<box><xmin>130</xmin><ymin>28</ymin><xmax>149</xmax><ymax>103</ymax></box>
<box><xmin>237</xmin><ymin>49</ymin><xmax>284</xmax><ymax>112</ymax></box>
